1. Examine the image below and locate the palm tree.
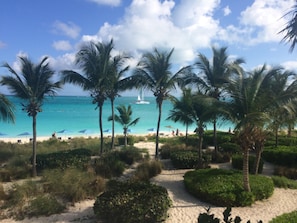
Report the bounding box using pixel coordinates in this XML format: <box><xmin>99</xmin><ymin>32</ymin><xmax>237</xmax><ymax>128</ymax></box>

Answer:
<box><xmin>167</xmin><ymin>88</ymin><xmax>195</xmax><ymax>140</ymax></box>
<box><xmin>190</xmin><ymin>46</ymin><xmax>245</xmax><ymax>159</ymax></box>
<box><xmin>109</xmin><ymin>105</ymin><xmax>140</xmax><ymax>147</ymax></box>
<box><xmin>0</xmin><ymin>94</ymin><xmax>15</xmax><ymax>123</ymax></box>
<box><xmin>1</xmin><ymin>56</ymin><xmax>60</xmax><ymax>177</ymax></box>
<box><xmin>266</xmin><ymin>69</ymin><xmax>297</xmax><ymax>147</ymax></box>
<box><xmin>227</xmin><ymin>65</ymin><xmax>279</xmax><ymax>191</ymax></box>
<box><xmin>279</xmin><ymin>1</ymin><xmax>297</xmax><ymax>52</ymax></box>
<box><xmin>105</xmin><ymin>53</ymin><xmax>130</xmax><ymax>150</ymax></box>
<box><xmin>61</xmin><ymin>40</ymin><xmax>114</xmax><ymax>154</ymax></box>
<box><xmin>132</xmin><ymin>48</ymin><xmax>189</xmax><ymax>159</ymax></box>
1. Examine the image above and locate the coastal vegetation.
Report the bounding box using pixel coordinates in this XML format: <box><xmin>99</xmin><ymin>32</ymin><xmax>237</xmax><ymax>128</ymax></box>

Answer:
<box><xmin>1</xmin><ymin>56</ymin><xmax>61</xmax><ymax>177</ymax></box>
<box><xmin>1</xmin><ymin>23</ymin><xmax>297</xmax><ymax>220</ymax></box>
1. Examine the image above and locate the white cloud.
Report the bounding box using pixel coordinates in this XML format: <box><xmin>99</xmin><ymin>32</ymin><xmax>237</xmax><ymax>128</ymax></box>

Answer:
<box><xmin>223</xmin><ymin>6</ymin><xmax>231</xmax><ymax>16</ymax></box>
<box><xmin>219</xmin><ymin>0</ymin><xmax>295</xmax><ymax>45</ymax></box>
<box><xmin>52</xmin><ymin>40</ymin><xmax>72</xmax><ymax>51</ymax></box>
<box><xmin>52</xmin><ymin>21</ymin><xmax>81</xmax><ymax>39</ymax></box>
<box><xmin>282</xmin><ymin>60</ymin><xmax>297</xmax><ymax>71</ymax></box>
<box><xmin>82</xmin><ymin>0</ymin><xmax>220</xmax><ymax>65</ymax></box>
<box><xmin>87</xmin><ymin>0</ymin><xmax>121</xmax><ymax>7</ymax></box>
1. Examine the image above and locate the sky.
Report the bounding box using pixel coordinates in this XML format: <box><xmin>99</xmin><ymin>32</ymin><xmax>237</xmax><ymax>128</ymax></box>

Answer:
<box><xmin>0</xmin><ymin>0</ymin><xmax>297</xmax><ymax>96</ymax></box>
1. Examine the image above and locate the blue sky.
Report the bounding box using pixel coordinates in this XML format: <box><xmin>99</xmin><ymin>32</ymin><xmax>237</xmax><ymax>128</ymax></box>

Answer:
<box><xmin>0</xmin><ymin>0</ymin><xmax>297</xmax><ymax>96</ymax></box>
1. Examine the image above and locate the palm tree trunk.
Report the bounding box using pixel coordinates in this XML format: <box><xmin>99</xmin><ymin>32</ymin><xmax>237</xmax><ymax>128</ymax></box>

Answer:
<box><xmin>111</xmin><ymin>99</ymin><xmax>115</xmax><ymax>150</ymax></box>
<box><xmin>213</xmin><ymin>118</ymin><xmax>218</xmax><ymax>160</ymax></box>
<box><xmin>275</xmin><ymin>126</ymin><xmax>279</xmax><ymax>147</ymax></box>
<box><xmin>32</xmin><ymin>114</ymin><xmax>37</xmax><ymax>177</ymax></box>
<box><xmin>253</xmin><ymin>147</ymin><xmax>262</xmax><ymax>175</ymax></box>
<box><xmin>155</xmin><ymin>102</ymin><xmax>163</xmax><ymax>159</ymax></box>
<box><xmin>99</xmin><ymin>105</ymin><xmax>104</xmax><ymax>155</ymax></box>
<box><xmin>243</xmin><ymin>147</ymin><xmax>251</xmax><ymax>192</ymax></box>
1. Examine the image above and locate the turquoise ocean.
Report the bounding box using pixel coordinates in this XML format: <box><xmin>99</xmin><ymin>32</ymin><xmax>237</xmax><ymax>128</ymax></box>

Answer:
<box><xmin>1</xmin><ymin>96</ymin><xmax>232</xmax><ymax>139</ymax></box>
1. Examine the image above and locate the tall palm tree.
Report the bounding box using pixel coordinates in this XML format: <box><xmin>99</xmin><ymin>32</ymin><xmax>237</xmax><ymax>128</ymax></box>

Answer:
<box><xmin>227</xmin><ymin>65</ymin><xmax>278</xmax><ymax>191</ymax></box>
<box><xmin>266</xmin><ymin>70</ymin><xmax>297</xmax><ymax>147</ymax></box>
<box><xmin>279</xmin><ymin>1</ymin><xmax>297</xmax><ymax>52</ymax></box>
<box><xmin>109</xmin><ymin>105</ymin><xmax>140</xmax><ymax>147</ymax></box>
<box><xmin>190</xmin><ymin>46</ymin><xmax>245</xmax><ymax>159</ymax></box>
<box><xmin>61</xmin><ymin>40</ymin><xmax>114</xmax><ymax>154</ymax></box>
<box><xmin>1</xmin><ymin>56</ymin><xmax>60</xmax><ymax>177</ymax></box>
<box><xmin>0</xmin><ymin>94</ymin><xmax>15</xmax><ymax>123</ymax></box>
<box><xmin>132</xmin><ymin>48</ymin><xmax>189</xmax><ymax>159</ymax></box>
<box><xmin>105</xmin><ymin>53</ymin><xmax>130</xmax><ymax>150</ymax></box>
<box><xmin>167</xmin><ymin>88</ymin><xmax>195</xmax><ymax>140</ymax></box>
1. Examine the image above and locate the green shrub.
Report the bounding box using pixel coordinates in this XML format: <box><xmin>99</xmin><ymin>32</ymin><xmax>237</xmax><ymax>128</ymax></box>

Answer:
<box><xmin>93</xmin><ymin>155</ymin><xmax>126</xmax><ymax>178</ymax></box>
<box><xmin>132</xmin><ymin>160</ymin><xmax>162</xmax><ymax>182</ymax></box>
<box><xmin>232</xmin><ymin>155</ymin><xmax>264</xmax><ymax>173</ymax></box>
<box><xmin>262</xmin><ymin>146</ymin><xmax>297</xmax><ymax>168</ymax></box>
<box><xmin>25</xmin><ymin>194</ymin><xmax>65</xmax><ymax>217</ymax></box>
<box><xmin>118</xmin><ymin>147</ymin><xmax>145</xmax><ymax>165</ymax></box>
<box><xmin>35</xmin><ymin>148</ymin><xmax>92</xmax><ymax>171</ymax></box>
<box><xmin>274</xmin><ymin>166</ymin><xmax>297</xmax><ymax>180</ymax></box>
<box><xmin>171</xmin><ymin>150</ymin><xmax>211</xmax><ymax>169</ymax></box>
<box><xmin>117</xmin><ymin>136</ymin><xmax>135</xmax><ymax>146</ymax></box>
<box><xmin>220</xmin><ymin>142</ymin><xmax>241</xmax><ymax>154</ymax></box>
<box><xmin>184</xmin><ymin>169</ymin><xmax>274</xmax><ymax>207</ymax></box>
<box><xmin>42</xmin><ymin>168</ymin><xmax>106</xmax><ymax>203</ymax></box>
<box><xmin>269</xmin><ymin>211</ymin><xmax>297</xmax><ymax>223</ymax></box>
<box><xmin>271</xmin><ymin>176</ymin><xmax>297</xmax><ymax>189</ymax></box>
<box><xmin>93</xmin><ymin>180</ymin><xmax>171</xmax><ymax>223</ymax></box>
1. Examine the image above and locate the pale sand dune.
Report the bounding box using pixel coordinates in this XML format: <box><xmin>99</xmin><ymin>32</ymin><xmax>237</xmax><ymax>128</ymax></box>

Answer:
<box><xmin>0</xmin><ymin>142</ymin><xmax>297</xmax><ymax>223</ymax></box>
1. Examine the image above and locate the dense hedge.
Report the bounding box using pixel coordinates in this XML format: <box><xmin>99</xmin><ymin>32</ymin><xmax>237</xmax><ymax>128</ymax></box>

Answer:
<box><xmin>232</xmin><ymin>155</ymin><xmax>264</xmax><ymax>173</ymax></box>
<box><xmin>93</xmin><ymin>180</ymin><xmax>171</xmax><ymax>223</ymax></box>
<box><xmin>35</xmin><ymin>148</ymin><xmax>92</xmax><ymax>171</ymax></box>
<box><xmin>170</xmin><ymin>150</ymin><xmax>211</xmax><ymax>169</ymax></box>
<box><xmin>220</xmin><ymin>142</ymin><xmax>241</xmax><ymax>154</ymax></box>
<box><xmin>184</xmin><ymin>169</ymin><xmax>274</xmax><ymax>207</ymax></box>
<box><xmin>262</xmin><ymin>146</ymin><xmax>297</xmax><ymax>168</ymax></box>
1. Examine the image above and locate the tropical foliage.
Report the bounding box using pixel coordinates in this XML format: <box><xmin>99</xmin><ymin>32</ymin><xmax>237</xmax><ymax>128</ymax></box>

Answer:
<box><xmin>1</xmin><ymin>56</ymin><xmax>60</xmax><ymax>176</ymax></box>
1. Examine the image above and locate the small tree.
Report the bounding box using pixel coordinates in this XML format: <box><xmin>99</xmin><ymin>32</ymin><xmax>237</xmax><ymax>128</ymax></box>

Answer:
<box><xmin>109</xmin><ymin>105</ymin><xmax>140</xmax><ymax>147</ymax></box>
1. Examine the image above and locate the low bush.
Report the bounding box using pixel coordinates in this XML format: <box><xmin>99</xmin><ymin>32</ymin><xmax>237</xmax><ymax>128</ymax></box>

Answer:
<box><xmin>35</xmin><ymin>148</ymin><xmax>92</xmax><ymax>171</ymax></box>
<box><xmin>132</xmin><ymin>160</ymin><xmax>162</xmax><ymax>182</ymax></box>
<box><xmin>269</xmin><ymin>211</ymin><xmax>297</xmax><ymax>223</ymax></box>
<box><xmin>262</xmin><ymin>146</ymin><xmax>297</xmax><ymax>168</ymax></box>
<box><xmin>274</xmin><ymin>166</ymin><xmax>297</xmax><ymax>180</ymax></box>
<box><xmin>117</xmin><ymin>136</ymin><xmax>135</xmax><ymax>146</ymax></box>
<box><xmin>220</xmin><ymin>142</ymin><xmax>241</xmax><ymax>154</ymax></box>
<box><xmin>93</xmin><ymin>180</ymin><xmax>171</xmax><ymax>223</ymax></box>
<box><xmin>118</xmin><ymin>147</ymin><xmax>146</xmax><ymax>165</ymax></box>
<box><xmin>170</xmin><ymin>150</ymin><xmax>211</xmax><ymax>169</ymax></box>
<box><xmin>184</xmin><ymin>168</ymin><xmax>274</xmax><ymax>207</ymax></box>
<box><xmin>271</xmin><ymin>176</ymin><xmax>297</xmax><ymax>189</ymax></box>
<box><xmin>232</xmin><ymin>155</ymin><xmax>264</xmax><ymax>173</ymax></box>
<box><xmin>42</xmin><ymin>167</ymin><xmax>106</xmax><ymax>203</ymax></box>
<box><xmin>25</xmin><ymin>194</ymin><xmax>65</xmax><ymax>217</ymax></box>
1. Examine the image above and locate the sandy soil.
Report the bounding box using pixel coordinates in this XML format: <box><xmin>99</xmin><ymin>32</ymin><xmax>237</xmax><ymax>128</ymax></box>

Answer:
<box><xmin>0</xmin><ymin>141</ymin><xmax>296</xmax><ymax>223</ymax></box>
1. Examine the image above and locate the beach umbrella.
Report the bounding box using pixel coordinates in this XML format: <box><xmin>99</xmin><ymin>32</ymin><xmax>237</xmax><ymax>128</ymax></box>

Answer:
<box><xmin>0</xmin><ymin>132</ymin><xmax>7</xmax><ymax>136</ymax></box>
<box><xmin>17</xmin><ymin>132</ymin><xmax>31</xmax><ymax>136</ymax></box>
<box><xmin>57</xmin><ymin>129</ymin><xmax>71</xmax><ymax>134</ymax></box>
<box><xmin>103</xmin><ymin>129</ymin><xmax>111</xmax><ymax>133</ymax></box>
<box><xmin>79</xmin><ymin>129</ymin><xmax>93</xmax><ymax>134</ymax></box>
<box><xmin>147</xmin><ymin>128</ymin><xmax>155</xmax><ymax>132</ymax></box>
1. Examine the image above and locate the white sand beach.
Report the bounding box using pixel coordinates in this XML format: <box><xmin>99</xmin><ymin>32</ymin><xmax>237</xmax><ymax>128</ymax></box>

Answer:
<box><xmin>0</xmin><ymin>141</ymin><xmax>297</xmax><ymax>223</ymax></box>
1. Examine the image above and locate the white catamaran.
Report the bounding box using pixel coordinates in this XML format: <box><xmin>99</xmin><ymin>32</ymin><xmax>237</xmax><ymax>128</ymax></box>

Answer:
<box><xmin>135</xmin><ymin>89</ymin><xmax>150</xmax><ymax>104</ymax></box>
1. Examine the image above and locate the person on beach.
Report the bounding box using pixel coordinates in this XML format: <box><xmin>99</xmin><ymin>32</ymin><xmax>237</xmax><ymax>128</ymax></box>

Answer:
<box><xmin>176</xmin><ymin>128</ymin><xmax>179</xmax><ymax>136</ymax></box>
<box><xmin>52</xmin><ymin>132</ymin><xmax>56</xmax><ymax>138</ymax></box>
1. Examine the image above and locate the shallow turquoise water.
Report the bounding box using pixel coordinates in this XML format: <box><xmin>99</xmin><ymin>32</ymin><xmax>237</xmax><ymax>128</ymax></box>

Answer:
<box><xmin>1</xmin><ymin>96</ymin><xmax>233</xmax><ymax>138</ymax></box>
